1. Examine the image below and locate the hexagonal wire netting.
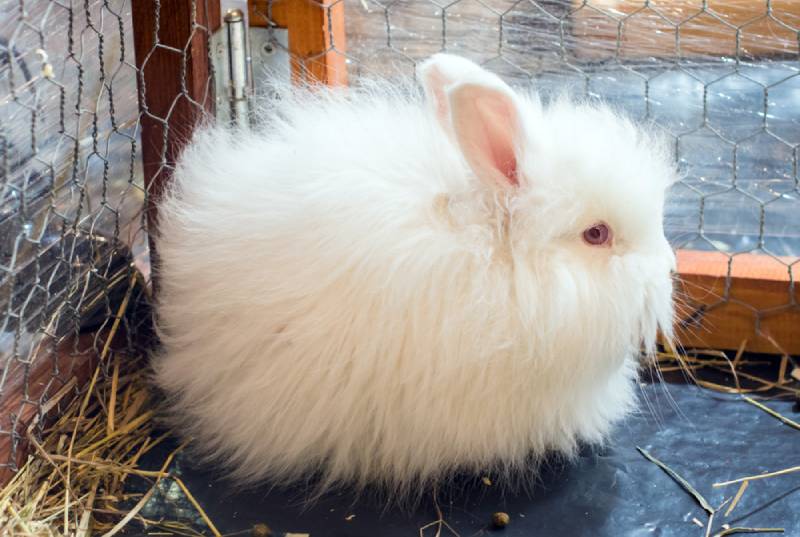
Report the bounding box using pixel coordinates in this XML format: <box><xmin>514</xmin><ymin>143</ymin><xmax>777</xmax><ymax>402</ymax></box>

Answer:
<box><xmin>0</xmin><ymin>0</ymin><xmax>212</xmax><ymax>480</ymax></box>
<box><xmin>336</xmin><ymin>0</ymin><xmax>799</xmax><ymax>349</ymax></box>
<box><xmin>0</xmin><ymin>0</ymin><xmax>798</xmax><ymax>487</ymax></box>
<box><xmin>341</xmin><ymin>0</ymin><xmax>799</xmax><ymax>259</ymax></box>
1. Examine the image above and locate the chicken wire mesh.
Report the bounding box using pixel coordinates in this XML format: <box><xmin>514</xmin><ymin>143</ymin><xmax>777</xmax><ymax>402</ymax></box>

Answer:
<box><xmin>0</xmin><ymin>0</ymin><xmax>213</xmax><ymax>482</ymax></box>
<box><xmin>339</xmin><ymin>0</ymin><xmax>799</xmax><ymax>257</ymax></box>
<box><xmin>335</xmin><ymin>0</ymin><xmax>800</xmax><ymax>352</ymax></box>
<box><xmin>0</xmin><ymin>0</ymin><xmax>798</xmax><ymax>498</ymax></box>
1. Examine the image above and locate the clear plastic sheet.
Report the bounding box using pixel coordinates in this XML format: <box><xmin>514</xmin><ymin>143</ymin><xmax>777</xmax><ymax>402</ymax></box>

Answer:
<box><xmin>0</xmin><ymin>0</ymin><xmax>145</xmax><ymax>479</ymax></box>
<box><xmin>0</xmin><ymin>1</ymin><xmax>144</xmax><ymax>356</ymax></box>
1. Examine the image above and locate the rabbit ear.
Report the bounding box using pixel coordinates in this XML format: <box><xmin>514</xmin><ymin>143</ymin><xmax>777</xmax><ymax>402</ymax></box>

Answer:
<box><xmin>447</xmin><ymin>80</ymin><xmax>523</xmax><ymax>189</ymax></box>
<box><xmin>418</xmin><ymin>54</ymin><xmax>523</xmax><ymax>189</ymax></box>
<box><xmin>417</xmin><ymin>54</ymin><xmax>494</xmax><ymax>136</ymax></box>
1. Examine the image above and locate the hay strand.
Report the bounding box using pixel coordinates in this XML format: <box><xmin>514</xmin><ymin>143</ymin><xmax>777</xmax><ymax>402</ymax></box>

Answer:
<box><xmin>724</xmin><ymin>480</ymin><xmax>749</xmax><ymax>517</ymax></box>
<box><xmin>99</xmin><ymin>441</ymin><xmax>185</xmax><ymax>537</ymax></box>
<box><xmin>172</xmin><ymin>476</ymin><xmax>222</xmax><ymax>537</ymax></box>
<box><xmin>712</xmin><ymin>527</ymin><xmax>784</xmax><ymax>536</ymax></box>
<box><xmin>713</xmin><ymin>466</ymin><xmax>800</xmax><ymax>488</ymax></box>
<box><xmin>108</xmin><ymin>356</ymin><xmax>121</xmax><ymax>436</ymax></box>
<box><xmin>742</xmin><ymin>397</ymin><xmax>800</xmax><ymax>432</ymax></box>
<box><xmin>636</xmin><ymin>447</ymin><xmax>714</xmax><ymax>514</ymax></box>
<box><xmin>0</xmin><ymin>276</ymin><xmax>221</xmax><ymax>536</ymax></box>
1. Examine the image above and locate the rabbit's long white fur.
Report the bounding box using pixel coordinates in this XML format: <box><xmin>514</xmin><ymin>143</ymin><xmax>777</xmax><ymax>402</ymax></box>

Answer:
<box><xmin>154</xmin><ymin>55</ymin><xmax>676</xmax><ymax>496</ymax></box>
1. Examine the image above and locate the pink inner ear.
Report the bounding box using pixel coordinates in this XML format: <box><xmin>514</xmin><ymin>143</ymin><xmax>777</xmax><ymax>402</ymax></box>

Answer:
<box><xmin>477</xmin><ymin>98</ymin><xmax>518</xmax><ymax>186</ymax></box>
<box><xmin>434</xmin><ymin>88</ymin><xmax>448</xmax><ymax>122</ymax></box>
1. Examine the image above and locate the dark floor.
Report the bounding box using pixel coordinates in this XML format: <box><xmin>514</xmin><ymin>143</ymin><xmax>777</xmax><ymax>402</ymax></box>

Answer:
<box><xmin>127</xmin><ymin>369</ymin><xmax>800</xmax><ymax>537</ymax></box>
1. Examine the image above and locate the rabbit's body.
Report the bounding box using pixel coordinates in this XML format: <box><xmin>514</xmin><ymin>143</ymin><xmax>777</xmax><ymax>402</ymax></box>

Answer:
<box><xmin>154</xmin><ymin>55</ymin><xmax>676</xmax><ymax>494</ymax></box>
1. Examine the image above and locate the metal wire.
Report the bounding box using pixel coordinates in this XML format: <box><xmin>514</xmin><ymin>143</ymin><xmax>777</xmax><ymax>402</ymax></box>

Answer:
<box><xmin>0</xmin><ymin>0</ymin><xmax>194</xmax><ymax>477</ymax></box>
<box><xmin>340</xmin><ymin>0</ymin><xmax>799</xmax><ymax>339</ymax></box>
<box><xmin>0</xmin><ymin>0</ymin><xmax>797</xmax><ymax>480</ymax></box>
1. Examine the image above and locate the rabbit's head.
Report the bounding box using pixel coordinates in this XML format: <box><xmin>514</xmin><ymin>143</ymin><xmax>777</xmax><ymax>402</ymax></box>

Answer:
<box><xmin>419</xmin><ymin>55</ymin><xmax>676</xmax><ymax>369</ymax></box>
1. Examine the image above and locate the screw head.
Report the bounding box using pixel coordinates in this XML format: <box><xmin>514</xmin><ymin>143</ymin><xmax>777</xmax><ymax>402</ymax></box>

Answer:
<box><xmin>224</xmin><ymin>8</ymin><xmax>244</xmax><ymax>22</ymax></box>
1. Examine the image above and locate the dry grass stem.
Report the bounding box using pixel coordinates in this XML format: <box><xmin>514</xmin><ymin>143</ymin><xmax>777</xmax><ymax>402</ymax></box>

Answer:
<box><xmin>172</xmin><ymin>476</ymin><xmax>222</xmax><ymax>537</ymax></box>
<box><xmin>712</xmin><ymin>527</ymin><xmax>784</xmax><ymax>536</ymax></box>
<box><xmin>724</xmin><ymin>481</ymin><xmax>749</xmax><ymax>517</ymax></box>
<box><xmin>714</xmin><ymin>466</ymin><xmax>800</xmax><ymax>488</ymax></box>
<box><xmin>636</xmin><ymin>447</ymin><xmax>714</xmax><ymax>514</ymax></box>
<box><xmin>108</xmin><ymin>356</ymin><xmax>121</xmax><ymax>436</ymax></box>
<box><xmin>742</xmin><ymin>397</ymin><xmax>800</xmax><ymax>432</ymax></box>
<box><xmin>705</xmin><ymin>511</ymin><xmax>715</xmax><ymax>537</ymax></box>
<box><xmin>0</xmin><ymin>277</ymin><xmax>221</xmax><ymax>536</ymax></box>
<box><xmin>418</xmin><ymin>490</ymin><xmax>460</xmax><ymax>537</ymax></box>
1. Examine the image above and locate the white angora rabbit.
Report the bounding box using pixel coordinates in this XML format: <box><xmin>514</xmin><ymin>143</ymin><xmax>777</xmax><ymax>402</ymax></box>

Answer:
<box><xmin>154</xmin><ymin>54</ymin><xmax>676</xmax><ymax>495</ymax></box>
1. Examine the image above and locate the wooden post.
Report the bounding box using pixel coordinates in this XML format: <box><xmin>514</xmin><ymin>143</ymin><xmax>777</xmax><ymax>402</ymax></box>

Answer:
<box><xmin>0</xmin><ymin>335</ymin><xmax>100</xmax><ymax>484</ymax></box>
<box><xmin>132</xmin><ymin>0</ymin><xmax>215</xmax><ymax>246</ymax></box>
<box><xmin>674</xmin><ymin>250</ymin><xmax>800</xmax><ymax>355</ymax></box>
<box><xmin>134</xmin><ymin>0</ymin><xmax>346</xmax><ymax>245</ymax></box>
<box><xmin>250</xmin><ymin>0</ymin><xmax>348</xmax><ymax>86</ymax></box>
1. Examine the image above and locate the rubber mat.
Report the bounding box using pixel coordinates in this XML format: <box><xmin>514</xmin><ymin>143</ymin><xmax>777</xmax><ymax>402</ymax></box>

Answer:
<box><xmin>131</xmin><ymin>378</ymin><xmax>800</xmax><ymax>537</ymax></box>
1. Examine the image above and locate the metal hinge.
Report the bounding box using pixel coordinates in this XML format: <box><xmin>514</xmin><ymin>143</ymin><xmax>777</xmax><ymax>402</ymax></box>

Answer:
<box><xmin>211</xmin><ymin>0</ymin><xmax>290</xmax><ymax>128</ymax></box>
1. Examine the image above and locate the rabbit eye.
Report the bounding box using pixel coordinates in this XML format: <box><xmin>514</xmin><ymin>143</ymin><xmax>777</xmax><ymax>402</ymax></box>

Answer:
<box><xmin>582</xmin><ymin>223</ymin><xmax>612</xmax><ymax>247</ymax></box>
